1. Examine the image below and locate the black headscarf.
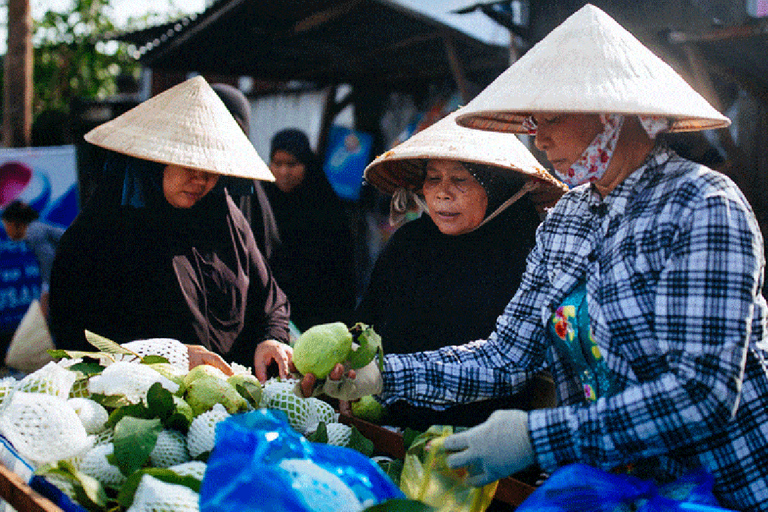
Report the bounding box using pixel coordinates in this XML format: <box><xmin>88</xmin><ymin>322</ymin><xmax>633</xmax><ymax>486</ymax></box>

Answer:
<box><xmin>264</xmin><ymin>129</ymin><xmax>356</xmax><ymax>331</ymax></box>
<box><xmin>49</xmin><ymin>152</ymin><xmax>290</xmax><ymax>366</ymax></box>
<box><xmin>211</xmin><ymin>83</ymin><xmax>281</xmax><ymax>264</ymax></box>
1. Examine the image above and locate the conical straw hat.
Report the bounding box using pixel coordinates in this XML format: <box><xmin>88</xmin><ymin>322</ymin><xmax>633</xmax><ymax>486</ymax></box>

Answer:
<box><xmin>84</xmin><ymin>76</ymin><xmax>274</xmax><ymax>181</ymax></box>
<box><xmin>456</xmin><ymin>4</ymin><xmax>731</xmax><ymax>133</ymax></box>
<box><xmin>364</xmin><ymin>108</ymin><xmax>567</xmax><ymax>196</ymax></box>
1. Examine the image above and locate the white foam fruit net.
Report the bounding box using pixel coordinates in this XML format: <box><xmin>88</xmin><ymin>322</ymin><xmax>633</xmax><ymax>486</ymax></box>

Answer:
<box><xmin>127</xmin><ymin>474</ymin><xmax>201</xmax><ymax>512</ymax></box>
<box><xmin>305</xmin><ymin>398</ymin><xmax>339</xmax><ymax>434</ymax></box>
<box><xmin>15</xmin><ymin>361</ymin><xmax>77</xmax><ymax>398</ymax></box>
<box><xmin>119</xmin><ymin>338</ymin><xmax>189</xmax><ymax>372</ymax></box>
<box><xmin>0</xmin><ymin>392</ymin><xmax>92</xmax><ymax>467</ymax></box>
<box><xmin>169</xmin><ymin>460</ymin><xmax>207</xmax><ymax>481</ymax></box>
<box><xmin>325</xmin><ymin>423</ymin><xmax>353</xmax><ymax>447</ymax></box>
<box><xmin>88</xmin><ymin>361</ymin><xmax>180</xmax><ymax>403</ymax></box>
<box><xmin>278</xmin><ymin>458</ymin><xmax>365</xmax><ymax>512</ymax></box>
<box><xmin>150</xmin><ymin>429</ymin><xmax>190</xmax><ymax>468</ymax></box>
<box><xmin>79</xmin><ymin>443</ymin><xmax>127</xmax><ymax>489</ymax></box>
<box><xmin>187</xmin><ymin>403</ymin><xmax>230</xmax><ymax>458</ymax></box>
<box><xmin>68</xmin><ymin>397</ymin><xmax>109</xmax><ymax>435</ymax></box>
<box><xmin>264</xmin><ymin>386</ymin><xmax>312</xmax><ymax>434</ymax></box>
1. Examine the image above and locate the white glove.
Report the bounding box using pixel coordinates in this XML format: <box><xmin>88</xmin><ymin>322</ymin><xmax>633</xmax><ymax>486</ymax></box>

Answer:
<box><xmin>321</xmin><ymin>359</ymin><xmax>383</xmax><ymax>401</ymax></box>
<box><xmin>444</xmin><ymin>409</ymin><xmax>534</xmax><ymax>487</ymax></box>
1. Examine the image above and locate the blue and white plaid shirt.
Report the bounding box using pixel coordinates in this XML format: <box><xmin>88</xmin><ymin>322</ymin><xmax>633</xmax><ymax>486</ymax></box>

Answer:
<box><xmin>380</xmin><ymin>145</ymin><xmax>768</xmax><ymax>511</ymax></box>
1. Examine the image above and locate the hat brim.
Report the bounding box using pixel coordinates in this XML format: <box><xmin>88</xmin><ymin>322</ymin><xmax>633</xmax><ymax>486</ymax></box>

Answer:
<box><xmin>364</xmin><ymin>109</ymin><xmax>567</xmax><ymax>196</ymax></box>
<box><xmin>456</xmin><ymin>4</ymin><xmax>731</xmax><ymax>134</ymax></box>
<box><xmin>85</xmin><ymin>76</ymin><xmax>274</xmax><ymax>182</ymax></box>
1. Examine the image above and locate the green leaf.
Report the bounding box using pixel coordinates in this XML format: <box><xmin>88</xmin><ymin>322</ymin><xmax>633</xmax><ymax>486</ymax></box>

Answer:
<box><xmin>47</xmin><ymin>349</ymin><xmax>116</xmax><ymax>362</ymax></box>
<box><xmin>106</xmin><ymin>403</ymin><xmax>152</xmax><ymax>428</ymax></box>
<box><xmin>85</xmin><ymin>330</ymin><xmax>137</xmax><ymax>355</ymax></box>
<box><xmin>37</xmin><ymin>460</ymin><xmax>110</xmax><ymax>509</ymax></box>
<box><xmin>67</xmin><ymin>361</ymin><xmax>106</xmax><ymax>375</ymax></box>
<box><xmin>306</xmin><ymin>422</ymin><xmax>329</xmax><ymax>443</ymax></box>
<box><xmin>113</xmin><ymin>417</ymin><xmax>163</xmax><ymax>476</ymax></box>
<box><xmin>348</xmin><ymin>425</ymin><xmax>375</xmax><ymax>457</ymax></box>
<box><xmin>164</xmin><ymin>411</ymin><xmax>191</xmax><ymax>432</ymax></box>
<box><xmin>363</xmin><ymin>498</ymin><xmax>436</xmax><ymax>512</ymax></box>
<box><xmin>403</xmin><ymin>428</ymin><xmax>424</xmax><ymax>451</ymax></box>
<box><xmin>377</xmin><ymin>458</ymin><xmax>404</xmax><ymax>486</ymax></box>
<box><xmin>46</xmin><ymin>349</ymin><xmax>74</xmax><ymax>360</ymax></box>
<box><xmin>347</xmin><ymin>323</ymin><xmax>384</xmax><ymax>370</ymax></box>
<box><xmin>117</xmin><ymin>467</ymin><xmax>202</xmax><ymax>508</ymax></box>
<box><xmin>141</xmin><ymin>355</ymin><xmax>170</xmax><ymax>365</ymax></box>
<box><xmin>146</xmin><ymin>383</ymin><xmax>175</xmax><ymax>420</ymax></box>
<box><xmin>234</xmin><ymin>381</ymin><xmax>262</xmax><ymax>409</ymax></box>
<box><xmin>92</xmin><ymin>393</ymin><xmax>134</xmax><ymax>411</ymax></box>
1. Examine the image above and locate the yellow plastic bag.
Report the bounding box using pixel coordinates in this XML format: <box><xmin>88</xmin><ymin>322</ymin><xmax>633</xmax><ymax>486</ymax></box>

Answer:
<box><xmin>400</xmin><ymin>425</ymin><xmax>498</xmax><ymax>512</ymax></box>
<box><xmin>5</xmin><ymin>300</ymin><xmax>54</xmax><ymax>373</ymax></box>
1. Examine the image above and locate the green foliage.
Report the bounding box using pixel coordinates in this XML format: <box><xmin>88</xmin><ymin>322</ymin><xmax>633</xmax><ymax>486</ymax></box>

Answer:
<box><xmin>363</xmin><ymin>498</ymin><xmax>437</xmax><ymax>512</ymax></box>
<box><xmin>113</xmin><ymin>416</ymin><xmax>163</xmax><ymax>476</ymax></box>
<box><xmin>348</xmin><ymin>322</ymin><xmax>384</xmax><ymax>371</ymax></box>
<box><xmin>31</xmin><ymin>0</ymin><xmax>193</xmax><ymax>117</ymax></box>
<box><xmin>306</xmin><ymin>421</ymin><xmax>375</xmax><ymax>457</ymax></box>
<box><xmin>37</xmin><ymin>460</ymin><xmax>111</xmax><ymax>510</ymax></box>
<box><xmin>117</xmin><ymin>467</ymin><xmax>202</xmax><ymax>509</ymax></box>
<box><xmin>33</xmin><ymin>0</ymin><xmax>135</xmax><ymax>116</ymax></box>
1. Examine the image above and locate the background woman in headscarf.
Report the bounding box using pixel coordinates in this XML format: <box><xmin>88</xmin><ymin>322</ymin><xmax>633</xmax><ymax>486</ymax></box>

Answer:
<box><xmin>211</xmin><ymin>83</ymin><xmax>281</xmax><ymax>267</ymax></box>
<box><xmin>355</xmin><ymin>109</ymin><xmax>566</xmax><ymax>431</ymax></box>
<box><xmin>265</xmin><ymin>128</ymin><xmax>356</xmax><ymax>332</ymax></box>
<box><xmin>50</xmin><ymin>77</ymin><xmax>292</xmax><ymax>382</ymax></box>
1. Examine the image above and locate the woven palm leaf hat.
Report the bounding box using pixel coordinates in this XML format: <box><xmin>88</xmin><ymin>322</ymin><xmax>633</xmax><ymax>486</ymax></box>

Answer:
<box><xmin>455</xmin><ymin>4</ymin><xmax>731</xmax><ymax>133</ymax></box>
<box><xmin>84</xmin><ymin>75</ymin><xmax>274</xmax><ymax>181</ymax></box>
<box><xmin>364</xmin><ymin>107</ymin><xmax>567</xmax><ymax>197</ymax></box>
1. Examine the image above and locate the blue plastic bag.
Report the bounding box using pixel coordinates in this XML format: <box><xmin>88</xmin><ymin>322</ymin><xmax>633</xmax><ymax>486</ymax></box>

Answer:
<box><xmin>514</xmin><ymin>464</ymin><xmax>736</xmax><ymax>512</ymax></box>
<box><xmin>199</xmin><ymin>409</ymin><xmax>404</xmax><ymax>512</ymax></box>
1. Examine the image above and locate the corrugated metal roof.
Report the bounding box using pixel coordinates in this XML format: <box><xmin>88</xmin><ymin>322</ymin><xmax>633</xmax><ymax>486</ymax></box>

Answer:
<box><xmin>112</xmin><ymin>0</ymin><xmax>510</xmax><ymax>91</ymax></box>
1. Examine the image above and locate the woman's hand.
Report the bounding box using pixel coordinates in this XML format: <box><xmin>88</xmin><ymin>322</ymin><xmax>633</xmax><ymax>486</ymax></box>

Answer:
<box><xmin>296</xmin><ymin>363</ymin><xmax>346</xmax><ymax>397</ymax></box>
<box><xmin>296</xmin><ymin>361</ymin><xmax>382</xmax><ymax>401</ymax></box>
<box><xmin>254</xmin><ymin>339</ymin><xmax>293</xmax><ymax>383</ymax></box>
<box><xmin>187</xmin><ymin>344</ymin><xmax>234</xmax><ymax>376</ymax></box>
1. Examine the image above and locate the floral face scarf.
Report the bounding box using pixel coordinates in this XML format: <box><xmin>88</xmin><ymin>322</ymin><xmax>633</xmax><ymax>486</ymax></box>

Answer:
<box><xmin>523</xmin><ymin>114</ymin><xmax>670</xmax><ymax>188</ymax></box>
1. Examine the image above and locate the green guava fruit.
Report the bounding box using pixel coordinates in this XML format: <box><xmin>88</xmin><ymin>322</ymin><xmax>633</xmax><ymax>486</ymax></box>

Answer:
<box><xmin>292</xmin><ymin>322</ymin><xmax>353</xmax><ymax>378</ymax></box>
<box><xmin>183</xmin><ymin>364</ymin><xmax>229</xmax><ymax>387</ymax></box>
<box><xmin>228</xmin><ymin>374</ymin><xmax>262</xmax><ymax>408</ymax></box>
<box><xmin>351</xmin><ymin>395</ymin><xmax>386</xmax><ymax>423</ymax></box>
<box><xmin>184</xmin><ymin>375</ymin><xmax>248</xmax><ymax>416</ymax></box>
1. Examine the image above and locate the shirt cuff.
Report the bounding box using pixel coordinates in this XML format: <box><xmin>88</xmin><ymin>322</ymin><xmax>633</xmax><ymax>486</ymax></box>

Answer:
<box><xmin>529</xmin><ymin>406</ymin><xmax>581</xmax><ymax>473</ymax></box>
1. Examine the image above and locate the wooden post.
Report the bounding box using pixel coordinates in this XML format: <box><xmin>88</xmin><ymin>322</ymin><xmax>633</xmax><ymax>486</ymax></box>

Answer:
<box><xmin>3</xmin><ymin>0</ymin><xmax>33</xmax><ymax>147</ymax></box>
<box><xmin>441</xmin><ymin>31</ymin><xmax>471</xmax><ymax>104</ymax></box>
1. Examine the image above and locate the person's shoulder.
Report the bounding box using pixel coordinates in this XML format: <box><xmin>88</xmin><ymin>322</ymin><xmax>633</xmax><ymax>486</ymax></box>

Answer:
<box><xmin>658</xmin><ymin>152</ymin><xmax>744</xmax><ymax>202</ymax></box>
<box><xmin>387</xmin><ymin>215</ymin><xmax>435</xmax><ymax>244</ymax></box>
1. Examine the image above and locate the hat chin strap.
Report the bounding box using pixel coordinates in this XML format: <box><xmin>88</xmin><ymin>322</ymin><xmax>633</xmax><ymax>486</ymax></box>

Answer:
<box><xmin>389</xmin><ymin>188</ymin><xmax>429</xmax><ymax>227</ymax></box>
<box><xmin>470</xmin><ymin>179</ymin><xmax>539</xmax><ymax>232</ymax></box>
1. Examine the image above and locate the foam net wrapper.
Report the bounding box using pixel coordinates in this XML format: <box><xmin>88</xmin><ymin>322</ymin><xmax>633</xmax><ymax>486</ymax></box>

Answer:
<box><xmin>187</xmin><ymin>403</ymin><xmax>230</xmax><ymax>458</ymax></box>
<box><xmin>119</xmin><ymin>338</ymin><xmax>189</xmax><ymax>372</ymax></box>
<box><xmin>150</xmin><ymin>429</ymin><xmax>190</xmax><ymax>468</ymax></box>
<box><xmin>279</xmin><ymin>458</ymin><xmax>366</xmax><ymax>512</ymax></box>
<box><xmin>88</xmin><ymin>361</ymin><xmax>180</xmax><ymax>404</ymax></box>
<box><xmin>0</xmin><ymin>392</ymin><xmax>92</xmax><ymax>467</ymax></box>
<box><xmin>15</xmin><ymin>362</ymin><xmax>77</xmax><ymax>398</ymax></box>
<box><xmin>127</xmin><ymin>474</ymin><xmax>201</xmax><ymax>512</ymax></box>
<box><xmin>79</xmin><ymin>443</ymin><xmax>127</xmax><ymax>489</ymax></box>
<box><xmin>68</xmin><ymin>397</ymin><xmax>109</xmax><ymax>434</ymax></box>
<box><xmin>169</xmin><ymin>460</ymin><xmax>207</xmax><ymax>481</ymax></box>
